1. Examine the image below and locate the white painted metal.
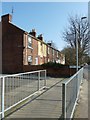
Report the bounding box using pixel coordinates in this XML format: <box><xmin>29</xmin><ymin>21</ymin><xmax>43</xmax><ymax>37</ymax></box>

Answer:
<box><xmin>0</xmin><ymin>70</ymin><xmax>46</xmax><ymax>119</ymax></box>
<box><xmin>62</xmin><ymin>67</ymin><xmax>84</xmax><ymax>119</ymax></box>
<box><xmin>38</xmin><ymin>72</ymin><xmax>40</xmax><ymax>90</ymax></box>
<box><xmin>1</xmin><ymin>77</ymin><xmax>5</xmax><ymax>118</ymax></box>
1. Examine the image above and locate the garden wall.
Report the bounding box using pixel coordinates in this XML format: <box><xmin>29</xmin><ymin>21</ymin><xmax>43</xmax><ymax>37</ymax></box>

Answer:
<box><xmin>23</xmin><ymin>65</ymin><xmax>76</xmax><ymax>77</ymax></box>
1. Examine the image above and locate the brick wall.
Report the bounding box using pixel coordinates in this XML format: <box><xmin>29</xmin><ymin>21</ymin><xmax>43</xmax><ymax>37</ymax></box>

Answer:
<box><xmin>23</xmin><ymin>65</ymin><xmax>76</xmax><ymax>77</ymax></box>
<box><xmin>47</xmin><ymin>47</ymin><xmax>53</xmax><ymax>62</ymax></box>
<box><xmin>2</xmin><ymin>22</ymin><xmax>24</xmax><ymax>73</ymax></box>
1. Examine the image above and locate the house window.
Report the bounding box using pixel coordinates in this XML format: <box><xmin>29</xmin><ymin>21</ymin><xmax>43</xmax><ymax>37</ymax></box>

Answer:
<box><xmin>35</xmin><ymin>57</ymin><xmax>38</xmax><ymax>65</ymax></box>
<box><xmin>53</xmin><ymin>49</ymin><xmax>54</xmax><ymax>56</ymax></box>
<box><xmin>28</xmin><ymin>36</ymin><xmax>32</xmax><ymax>48</ymax></box>
<box><xmin>48</xmin><ymin>59</ymin><xmax>50</xmax><ymax>62</ymax></box>
<box><xmin>41</xmin><ymin>42</ymin><xmax>42</xmax><ymax>46</ymax></box>
<box><xmin>57</xmin><ymin>51</ymin><xmax>59</xmax><ymax>57</ymax></box>
<box><xmin>48</xmin><ymin>47</ymin><xmax>50</xmax><ymax>54</ymax></box>
<box><xmin>28</xmin><ymin>56</ymin><xmax>32</xmax><ymax>64</ymax></box>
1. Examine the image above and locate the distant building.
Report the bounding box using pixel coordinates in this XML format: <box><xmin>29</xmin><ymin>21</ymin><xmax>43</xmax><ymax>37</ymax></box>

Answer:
<box><xmin>1</xmin><ymin>14</ymin><xmax>65</xmax><ymax>73</ymax></box>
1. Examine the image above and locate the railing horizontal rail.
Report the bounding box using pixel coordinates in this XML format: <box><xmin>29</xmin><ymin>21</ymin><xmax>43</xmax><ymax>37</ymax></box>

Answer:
<box><xmin>62</xmin><ymin>67</ymin><xmax>84</xmax><ymax>119</ymax></box>
<box><xmin>3</xmin><ymin>70</ymin><xmax>46</xmax><ymax>78</ymax></box>
<box><xmin>64</xmin><ymin>68</ymin><xmax>82</xmax><ymax>85</ymax></box>
<box><xmin>0</xmin><ymin>70</ymin><xmax>46</xmax><ymax>119</ymax></box>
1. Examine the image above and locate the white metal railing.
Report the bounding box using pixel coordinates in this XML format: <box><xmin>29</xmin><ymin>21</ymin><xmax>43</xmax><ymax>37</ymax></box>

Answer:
<box><xmin>83</xmin><ymin>65</ymin><xmax>88</xmax><ymax>80</ymax></box>
<box><xmin>62</xmin><ymin>67</ymin><xmax>83</xmax><ymax>119</ymax></box>
<box><xmin>0</xmin><ymin>70</ymin><xmax>46</xmax><ymax>119</ymax></box>
<box><xmin>0</xmin><ymin>77</ymin><xmax>3</xmax><ymax>119</ymax></box>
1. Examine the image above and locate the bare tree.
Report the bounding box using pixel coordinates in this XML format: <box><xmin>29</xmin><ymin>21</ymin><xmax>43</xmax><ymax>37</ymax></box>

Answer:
<box><xmin>61</xmin><ymin>47</ymin><xmax>76</xmax><ymax>65</ymax></box>
<box><xmin>61</xmin><ymin>46</ymin><xmax>90</xmax><ymax>65</ymax></box>
<box><xmin>63</xmin><ymin>15</ymin><xmax>89</xmax><ymax>65</ymax></box>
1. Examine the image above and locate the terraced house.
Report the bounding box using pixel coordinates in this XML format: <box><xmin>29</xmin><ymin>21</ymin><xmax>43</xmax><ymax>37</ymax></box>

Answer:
<box><xmin>1</xmin><ymin>14</ymin><xmax>65</xmax><ymax>73</ymax></box>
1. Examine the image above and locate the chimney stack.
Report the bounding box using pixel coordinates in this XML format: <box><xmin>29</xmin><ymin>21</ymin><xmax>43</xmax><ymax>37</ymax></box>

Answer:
<box><xmin>37</xmin><ymin>34</ymin><xmax>43</xmax><ymax>41</ymax></box>
<box><xmin>2</xmin><ymin>14</ymin><xmax>12</xmax><ymax>22</ymax></box>
<box><xmin>47</xmin><ymin>42</ymin><xmax>52</xmax><ymax>46</ymax></box>
<box><xmin>29</xmin><ymin>29</ymin><xmax>36</xmax><ymax>37</ymax></box>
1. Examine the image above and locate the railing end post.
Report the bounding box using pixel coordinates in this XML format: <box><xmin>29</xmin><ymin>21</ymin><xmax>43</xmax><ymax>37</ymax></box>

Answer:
<box><xmin>1</xmin><ymin>77</ymin><xmax>5</xmax><ymax>119</ymax></box>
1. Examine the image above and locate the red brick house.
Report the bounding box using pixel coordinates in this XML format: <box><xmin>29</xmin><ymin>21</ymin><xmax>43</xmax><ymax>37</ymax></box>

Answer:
<box><xmin>2</xmin><ymin>14</ymin><xmax>25</xmax><ymax>73</ymax></box>
<box><xmin>1</xmin><ymin>14</ymin><xmax>38</xmax><ymax>73</ymax></box>
<box><xmin>1</xmin><ymin>14</ymin><xmax>65</xmax><ymax>74</ymax></box>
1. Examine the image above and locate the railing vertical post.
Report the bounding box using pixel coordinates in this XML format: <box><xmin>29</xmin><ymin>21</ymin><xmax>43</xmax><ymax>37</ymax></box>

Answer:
<box><xmin>38</xmin><ymin>71</ymin><xmax>40</xmax><ymax>90</ymax></box>
<box><xmin>62</xmin><ymin>68</ymin><xmax>84</xmax><ymax>119</ymax></box>
<box><xmin>81</xmin><ymin>68</ymin><xmax>83</xmax><ymax>84</ymax></box>
<box><xmin>1</xmin><ymin>77</ymin><xmax>5</xmax><ymax>119</ymax></box>
<box><xmin>76</xmin><ymin>74</ymin><xmax>78</xmax><ymax>99</ymax></box>
<box><xmin>62</xmin><ymin>83</ymin><xmax>66</xmax><ymax>119</ymax></box>
<box><xmin>44</xmin><ymin>70</ymin><xmax>46</xmax><ymax>86</ymax></box>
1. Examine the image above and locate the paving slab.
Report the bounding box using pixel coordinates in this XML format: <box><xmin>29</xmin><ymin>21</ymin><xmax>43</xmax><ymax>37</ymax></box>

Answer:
<box><xmin>5</xmin><ymin>78</ymin><xmax>65</xmax><ymax>119</ymax></box>
<box><xmin>73</xmin><ymin>79</ymin><xmax>88</xmax><ymax>119</ymax></box>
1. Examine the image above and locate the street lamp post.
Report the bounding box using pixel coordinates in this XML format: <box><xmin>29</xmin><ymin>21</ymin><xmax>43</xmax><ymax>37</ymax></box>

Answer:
<box><xmin>76</xmin><ymin>16</ymin><xmax>87</xmax><ymax>72</ymax></box>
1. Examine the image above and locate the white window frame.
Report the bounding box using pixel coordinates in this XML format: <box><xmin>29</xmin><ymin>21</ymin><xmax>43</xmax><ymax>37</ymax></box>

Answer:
<box><xmin>35</xmin><ymin>57</ymin><xmax>38</xmax><ymax>65</ymax></box>
<box><xmin>28</xmin><ymin>55</ymin><xmax>32</xmax><ymax>64</ymax></box>
<box><xmin>48</xmin><ymin>58</ymin><xmax>50</xmax><ymax>62</ymax></box>
<box><xmin>28</xmin><ymin>36</ymin><xmax>32</xmax><ymax>49</ymax></box>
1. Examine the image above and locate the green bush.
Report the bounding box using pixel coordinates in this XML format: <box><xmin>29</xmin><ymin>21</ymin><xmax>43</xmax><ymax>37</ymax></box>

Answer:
<box><xmin>41</xmin><ymin>62</ymin><xmax>67</xmax><ymax>68</ymax></box>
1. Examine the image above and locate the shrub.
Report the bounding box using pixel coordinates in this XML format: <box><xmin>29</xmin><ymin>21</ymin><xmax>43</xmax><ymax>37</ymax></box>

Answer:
<box><xmin>41</xmin><ymin>62</ymin><xmax>68</xmax><ymax>68</ymax></box>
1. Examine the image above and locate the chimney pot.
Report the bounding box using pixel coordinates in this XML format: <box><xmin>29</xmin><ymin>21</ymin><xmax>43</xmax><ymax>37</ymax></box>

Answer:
<box><xmin>29</xmin><ymin>29</ymin><xmax>36</xmax><ymax>37</ymax></box>
<box><xmin>47</xmin><ymin>42</ymin><xmax>52</xmax><ymax>46</ymax></box>
<box><xmin>32</xmin><ymin>29</ymin><xmax>36</xmax><ymax>32</ymax></box>
<box><xmin>37</xmin><ymin>34</ymin><xmax>43</xmax><ymax>41</ymax></box>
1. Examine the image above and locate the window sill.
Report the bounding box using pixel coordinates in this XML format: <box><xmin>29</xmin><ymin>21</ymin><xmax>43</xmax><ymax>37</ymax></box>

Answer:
<box><xmin>28</xmin><ymin>46</ymin><xmax>33</xmax><ymax>50</ymax></box>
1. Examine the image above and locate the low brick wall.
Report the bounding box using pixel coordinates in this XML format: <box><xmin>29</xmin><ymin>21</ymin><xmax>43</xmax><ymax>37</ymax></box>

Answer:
<box><xmin>23</xmin><ymin>65</ymin><xmax>76</xmax><ymax>77</ymax></box>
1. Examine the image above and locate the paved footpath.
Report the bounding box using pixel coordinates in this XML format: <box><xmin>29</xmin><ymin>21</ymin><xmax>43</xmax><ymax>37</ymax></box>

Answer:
<box><xmin>5</xmin><ymin>78</ymin><xmax>65</xmax><ymax>119</ymax></box>
<box><xmin>73</xmin><ymin>78</ymin><xmax>88</xmax><ymax>119</ymax></box>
